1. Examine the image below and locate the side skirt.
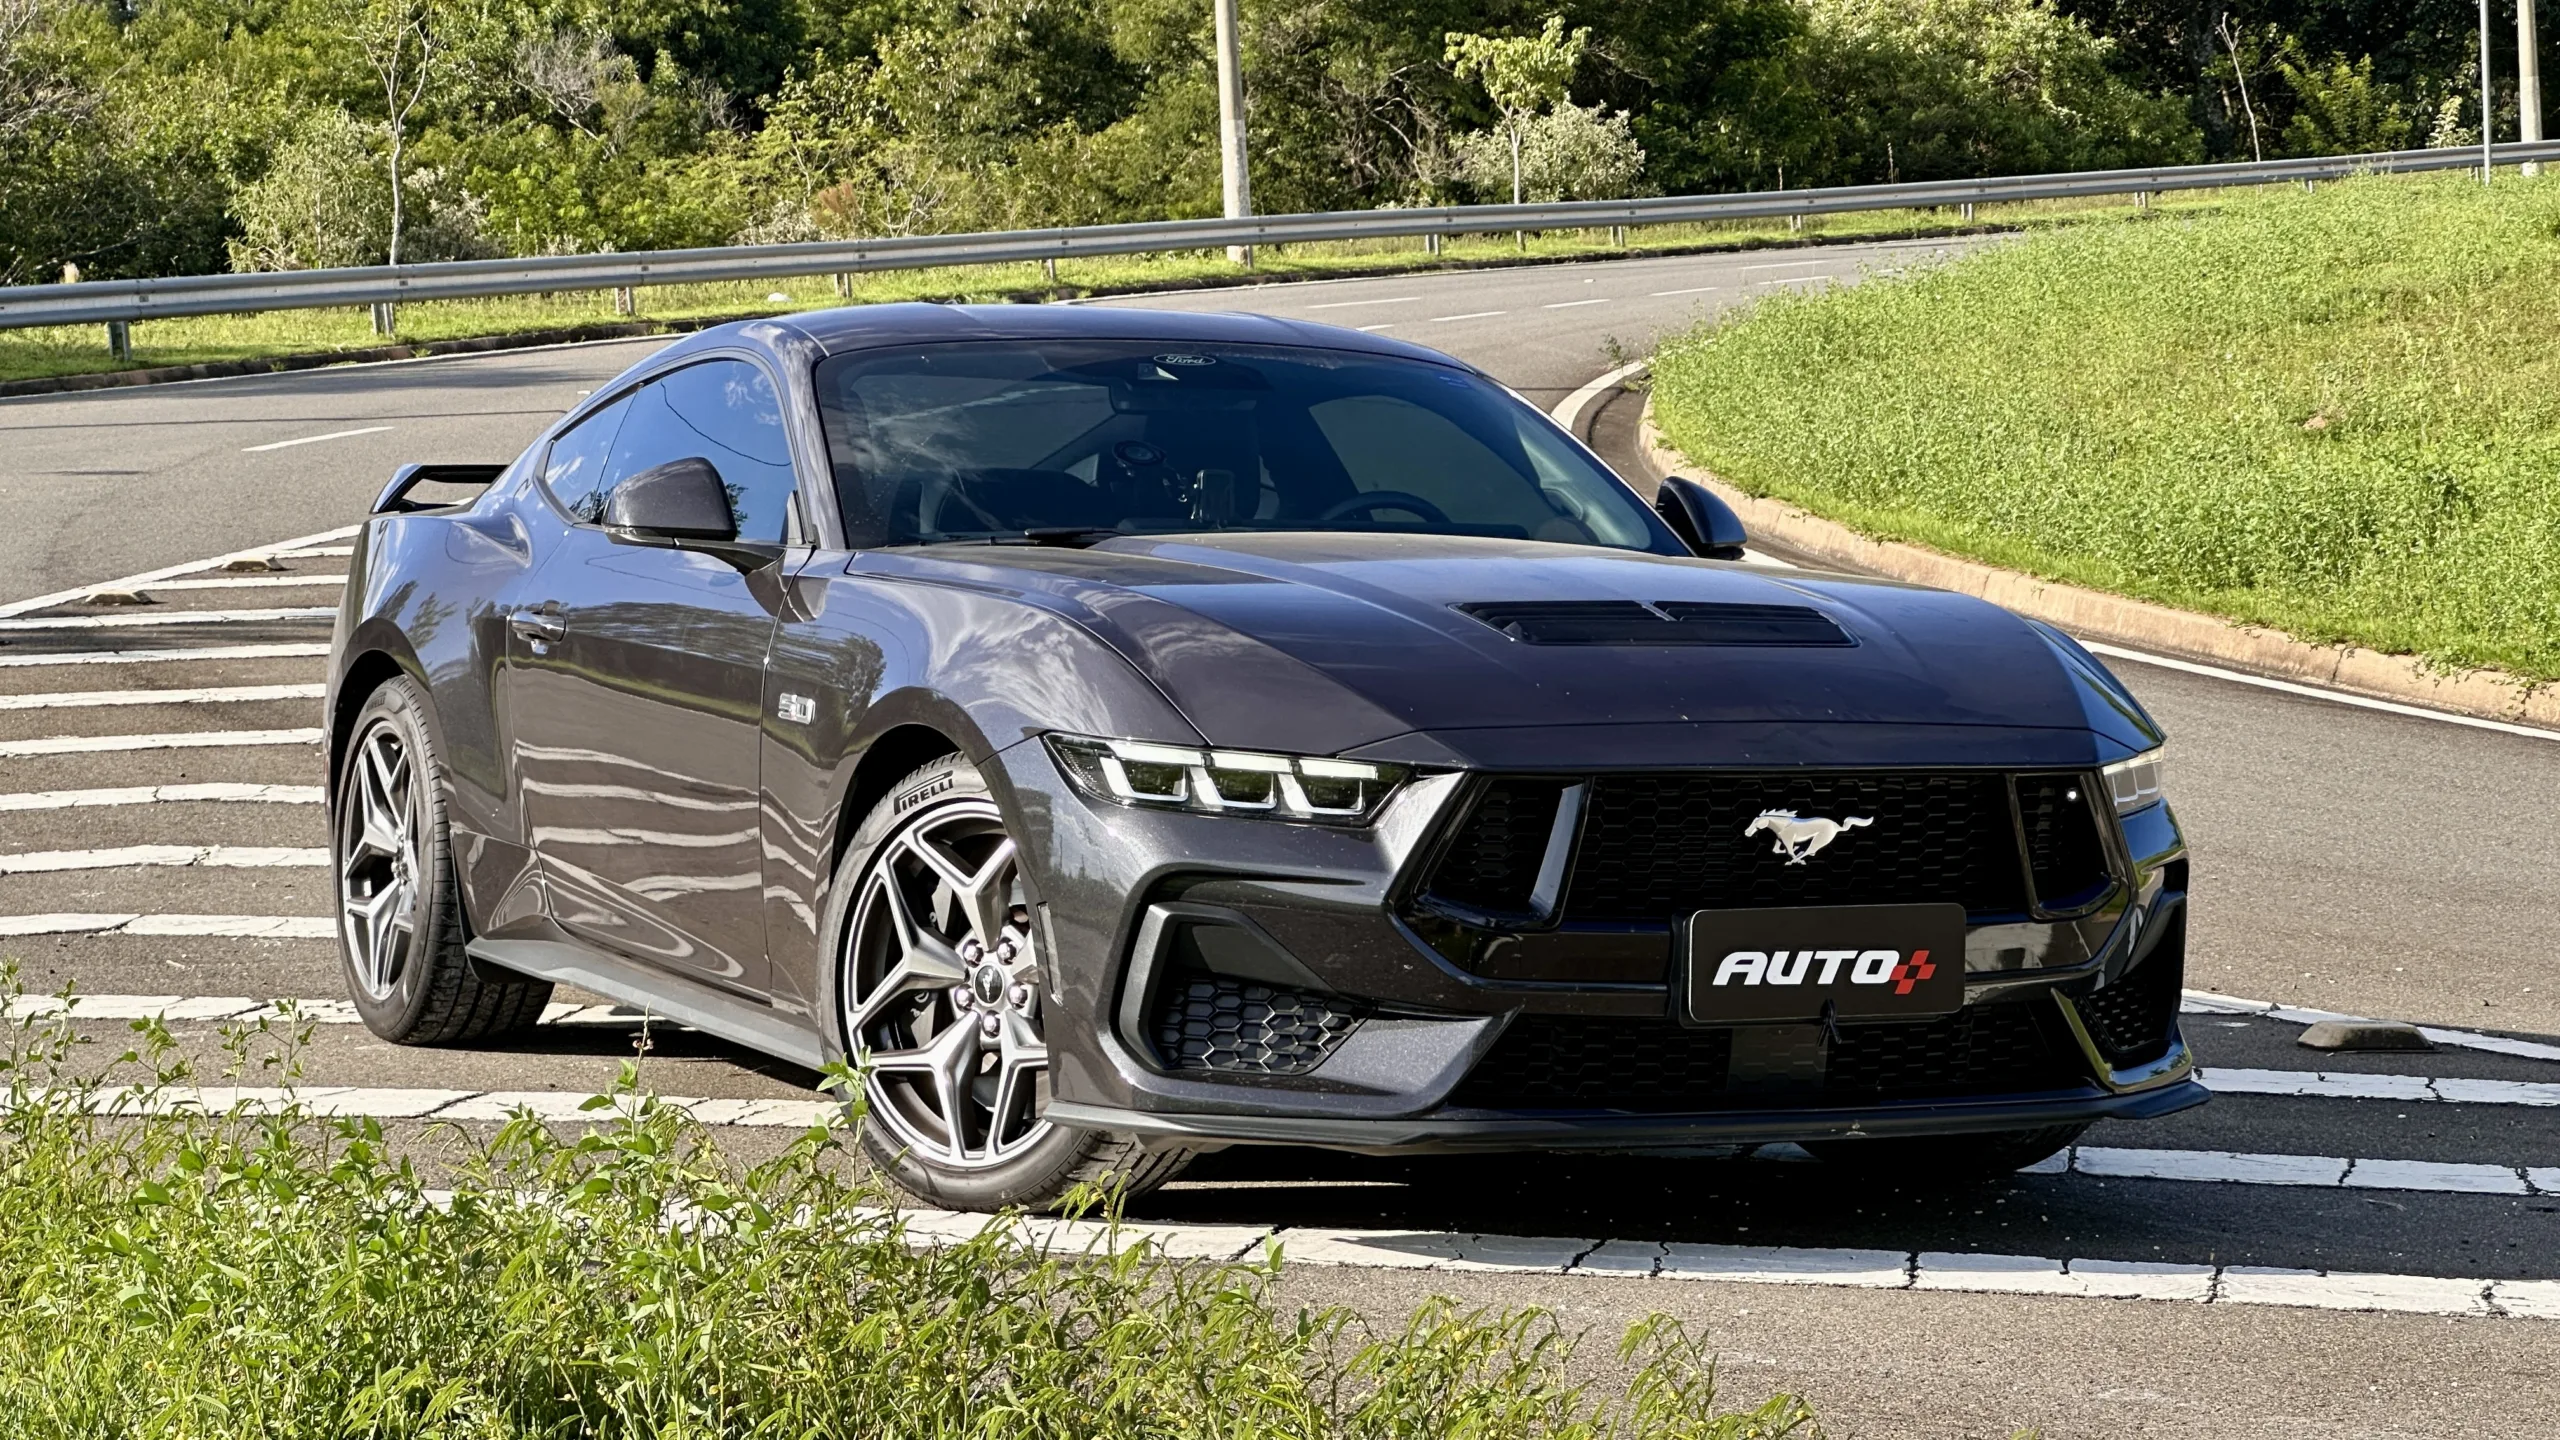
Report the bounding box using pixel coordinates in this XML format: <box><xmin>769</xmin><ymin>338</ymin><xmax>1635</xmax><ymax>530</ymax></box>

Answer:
<box><xmin>467</xmin><ymin>937</ymin><xmax>829</xmax><ymax>1070</ymax></box>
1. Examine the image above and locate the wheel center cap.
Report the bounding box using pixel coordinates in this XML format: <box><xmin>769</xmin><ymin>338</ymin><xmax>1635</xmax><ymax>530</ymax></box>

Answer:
<box><xmin>970</xmin><ymin>964</ymin><xmax>1008</xmax><ymax>1007</ymax></box>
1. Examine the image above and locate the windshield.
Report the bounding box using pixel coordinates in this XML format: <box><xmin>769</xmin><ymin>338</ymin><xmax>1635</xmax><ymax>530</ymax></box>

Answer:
<box><xmin>813</xmin><ymin>340</ymin><xmax>1682</xmax><ymax>553</ymax></box>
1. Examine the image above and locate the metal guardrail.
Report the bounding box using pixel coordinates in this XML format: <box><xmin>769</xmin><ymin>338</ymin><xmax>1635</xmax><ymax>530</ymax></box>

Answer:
<box><xmin>8</xmin><ymin>141</ymin><xmax>2560</xmax><ymax>330</ymax></box>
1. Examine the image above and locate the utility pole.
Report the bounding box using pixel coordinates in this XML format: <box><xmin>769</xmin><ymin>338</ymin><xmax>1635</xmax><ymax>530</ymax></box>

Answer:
<box><xmin>2483</xmin><ymin>0</ymin><xmax>2498</xmax><ymax>183</ymax></box>
<box><xmin>1213</xmin><ymin>0</ymin><xmax>1252</xmax><ymax>266</ymax></box>
<box><xmin>2524</xmin><ymin>0</ymin><xmax>2545</xmax><ymax>175</ymax></box>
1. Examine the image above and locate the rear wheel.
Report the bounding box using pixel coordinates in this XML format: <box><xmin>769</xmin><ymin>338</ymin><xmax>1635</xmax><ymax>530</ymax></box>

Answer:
<box><xmin>1802</xmin><ymin>1123</ymin><xmax>2087</xmax><ymax>1181</ymax></box>
<box><xmin>829</xmin><ymin>754</ymin><xmax>1189</xmax><ymax>1212</ymax></box>
<box><xmin>333</xmin><ymin>677</ymin><xmax>553</xmax><ymax>1043</ymax></box>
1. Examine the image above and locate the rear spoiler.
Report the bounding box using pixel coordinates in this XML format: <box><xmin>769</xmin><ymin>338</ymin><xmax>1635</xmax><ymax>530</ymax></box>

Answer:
<box><xmin>373</xmin><ymin>462</ymin><xmax>507</xmax><ymax>515</ymax></box>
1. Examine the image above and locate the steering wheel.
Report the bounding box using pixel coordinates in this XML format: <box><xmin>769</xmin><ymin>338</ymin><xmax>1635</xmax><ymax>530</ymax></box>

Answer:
<box><xmin>1320</xmin><ymin>490</ymin><xmax>1451</xmax><ymax>525</ymax></box>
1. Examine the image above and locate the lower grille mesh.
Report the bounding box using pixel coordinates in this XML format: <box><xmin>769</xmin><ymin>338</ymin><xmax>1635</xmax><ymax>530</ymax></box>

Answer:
<box><xmin>2074</xmin><ymin>915</ymin><xmax>2185</xmax><ymax>1068</ymax></box>
<box><xmin>1151</xmin><ymin>976</ymin><xmax>1364</xmax><ymax>1076</ymax></box>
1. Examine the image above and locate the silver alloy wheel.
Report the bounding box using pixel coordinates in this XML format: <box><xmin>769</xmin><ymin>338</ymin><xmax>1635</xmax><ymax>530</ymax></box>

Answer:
<box><xmin>337</xmin><ymin>719</ymin><xmax>420</xmax><ymax>1003</ymax></box>
<box><xmin>843</xmin><ymin>798</ymin><xmax>1051</xmax><ymax>1170</ymax></box>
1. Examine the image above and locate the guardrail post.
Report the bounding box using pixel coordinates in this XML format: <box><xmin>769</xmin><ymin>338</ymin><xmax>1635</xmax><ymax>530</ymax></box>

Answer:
<box><xmin>370</xmin><ymin>302</ymin><xmax>396</xmax><ymax>336</ymax></box>
<box><xmin>612</xmin><ymin>287</ymin><xmax>637</xmax><ymax>317</ymax></box>
<box><xmin>105</xmin><ymin>321</ymin><xmax>131</xmax><ymax>362</ymax></box>
<box><xmin>1042</xmin><ymin>257</ymin><xmax>1057</xmax><ymax>283</ymax></box>
<box><xmin>1959</xmin><ymin>202</ymin><xmax>1975</xmax><ymax>222</ymax></box>
<box><xmin>1610</xmin><ymin>224</ymin><xmax>1625</xmax><ymax>248</ymax></box>
<box><xmin>1788</xmin><ymin>213</ymin><xmax>1803</xmax><ymax>232</ymax></box>
<box><xmin>1426</xmin><ymin>232</ymin><xmax>1442</xmax><ymax>257</ymax></box>
<box><xmin>831</xmin><ymin>274</ymin><xmax>851</xmax><ymax>298</ymax></box>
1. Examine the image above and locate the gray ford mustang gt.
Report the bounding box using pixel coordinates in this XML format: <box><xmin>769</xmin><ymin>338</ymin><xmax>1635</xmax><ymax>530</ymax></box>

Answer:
<box><xmin>326</xmin><ymin>302</ymin><xmax>2202</xmax><ymax>1210</ymax></box>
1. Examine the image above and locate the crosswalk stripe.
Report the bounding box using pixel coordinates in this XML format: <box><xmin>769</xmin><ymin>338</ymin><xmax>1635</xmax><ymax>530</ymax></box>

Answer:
<box><xmin>109</xmin><ymin>576</ymin><xmax>346</xmax><ymax>593</ymax></box>
<box><xmin>2204</xmin><ymin>1065</ymin><xmax>2560</xmax><ymax>1108</ymax></box>
<box><xmin>0</xmin><ymin>782</ymin><xmax>322</xmax><ymax>810</ymax></box>
<box><xmin>0</xmin><ymin>727</ymin><xmax>321</xmax><ymax>757</ymax></box>
<box><xmin>0</xmin><ymin>525</ymin><xmax>361</xmax><ymax>621</ymax></box>
<box><xmin>0</xmin><ymin>914</ymin><xmax>332</xmax><ymax>938</ymax></box>
<box><xmin>2185</xmin><ymin>988</ymin><xmax>2560</xmax><ymax>1063</ymax></box>
<box><xmin>0</xmin><ymin>642</ymin><xmax>330</xmax><ymax>669</ymax></box>
<box><xmin>0</xmin><ymin>607</ymin><xmax>335</xmax><ymax>632</ymax></box>
<box><xmin>0</xmin><ymin>845</ymin><xmax>325</xmax><ymax>874</ymax></box>
<box><xmin>0</xmin><ymin>682</ymin><xmax>323</xmax><ymax>710</ymax></box>
<box><xmin>2</xmin><ymin>995</ymin><xmax>658</xmax><ymax>1027</ymax></box>
<box><xmin>28</xmin><ymin>1083</ymin><xmax>837</xmax><ymax>1128</ymax></box>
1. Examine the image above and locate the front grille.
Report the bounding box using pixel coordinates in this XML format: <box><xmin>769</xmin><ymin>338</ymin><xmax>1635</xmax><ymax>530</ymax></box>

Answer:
<box><xmin>1823</xmin><ymin>1002</ymin><xmax>2084</xmax><ymax>1099</ymax></box>
<box><xmin>1449</xmin><ymin>1000</ymin><xmax>2085</xmax><ymax>1113</ymax></box>
<box><xmin>2075</xmin><ymin>915</ymin><xmax>2185</xmax><ymax>1068</ymax></box>
<box><xmin>2015</xmin><ymin>774</ymin><xmax>2112</xmax><ymax>911</ymax></box>
<box><xmin>1425</xmin><ymin>778</ymin><xmax>1568</xmax><ymax>916</ymax></box>
<box><xmin>1150</xmin><ymin>976</ymin><xmax>1364</xmax><ymax>1075</ymax></box>
<box><xmin>1563</xmin><ymin>772</ymin><xmax>2030</xmax><ymax>921</ymax></box>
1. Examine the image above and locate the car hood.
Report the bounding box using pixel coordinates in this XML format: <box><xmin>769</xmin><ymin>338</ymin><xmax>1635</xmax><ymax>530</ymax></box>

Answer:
<box><xmin>854</xmin><ymin>532</ymin><xmax>2162</xmax><ymax>765</ymax></box>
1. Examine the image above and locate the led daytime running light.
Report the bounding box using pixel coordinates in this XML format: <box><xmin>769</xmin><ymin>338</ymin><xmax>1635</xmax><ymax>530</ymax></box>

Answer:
<box><xmin>2102</xmin><ymin>746</ymin><xmax>2166</xmax><ymax>815</ymax></box>
<box><xmin>1047</xmin><ymin>735</ymin><xmax>1407</xmax><ymax>825</ymax></box>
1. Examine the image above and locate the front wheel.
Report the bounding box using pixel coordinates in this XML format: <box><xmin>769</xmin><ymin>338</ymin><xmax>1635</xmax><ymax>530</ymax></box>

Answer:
<box><xmin>828</xmin><ymin>754</ymin><xmax>1189</xmax><ymax>1212</ymax></box>
<box><xmin>333</xmin><ymin>677</ymin><xmax>553</xmax><ymax>1043</ymax></box>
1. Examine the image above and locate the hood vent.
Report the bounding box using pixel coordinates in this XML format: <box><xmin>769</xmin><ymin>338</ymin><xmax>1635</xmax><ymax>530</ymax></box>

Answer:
<box><xmin>1456</xmin><ymin>600</ymin><xmax>1852</xmax><ymax>647</ymax></box>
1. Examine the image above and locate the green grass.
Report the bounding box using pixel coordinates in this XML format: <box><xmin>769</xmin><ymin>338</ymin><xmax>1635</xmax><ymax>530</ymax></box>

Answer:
<box><xmin>0</xmin><ymin>981</ymin><xmax>1817</xmax><ymax>1439</ymax></box>
<box><xmin>1651</xmin><ymin>169</ymin><xmax>2560</xmax><ymax>681</ymax></box>
<box><xmin>0</xmin><ymin>196</ymin><xmax>2195</xmax><ymax>385</ymax></box>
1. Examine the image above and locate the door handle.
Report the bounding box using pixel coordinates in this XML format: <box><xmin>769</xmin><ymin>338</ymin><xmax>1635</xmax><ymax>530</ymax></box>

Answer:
<box><xmin>508</xmin><ymin>608</ymin><xmax>567</xmax><ymax>644</ymax></box>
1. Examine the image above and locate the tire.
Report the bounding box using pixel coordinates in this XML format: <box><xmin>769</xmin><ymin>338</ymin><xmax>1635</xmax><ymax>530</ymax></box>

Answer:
<box><xmin>825</xmin><ymin>753</ymin><xmax>1190</xmax><ymax>1212</ymax></box>
<box><xmin>1802</xmin><ymin>1123</ymin><xmax>2088</xmax><ymax>1182</ymax></box>
<box><xmin>333</xmin><ymin>676</ymin><xmax>553</xmax><ymax>1044</ymax></box>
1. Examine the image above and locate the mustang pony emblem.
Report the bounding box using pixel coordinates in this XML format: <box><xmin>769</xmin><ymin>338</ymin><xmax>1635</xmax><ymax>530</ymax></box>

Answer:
<box><xmin>1744</xmin><ymin>809</ymin><xmax>1874</xmax><ymax>865</ymax></box>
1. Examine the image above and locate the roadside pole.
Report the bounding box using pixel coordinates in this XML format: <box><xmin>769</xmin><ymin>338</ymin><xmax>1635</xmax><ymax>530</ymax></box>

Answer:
<box><xmin>2524</xmin><ymin>0</ymin><xmax>2545</xmax><ymax>175</ymax></box>
<box><xmin>2484</xmin><ymin>0</ymin><xmax>2498</xmax><ymax>183</ymax></box>
<box><xmin>1214</xmin><ymin>0</ymin><xmax>1253</xmax><ymax>266</ymax></box>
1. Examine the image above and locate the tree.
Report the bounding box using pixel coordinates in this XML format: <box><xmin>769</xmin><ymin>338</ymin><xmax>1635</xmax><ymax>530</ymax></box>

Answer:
<box><xmin>336</xmin><ymin>0</ymin><xmax>447</xmax><ymax>267</ymax></box>
<box><xmin>1444</xmin><ymin>14</ymin><xmax>1590</xmax><ymax>205</ymax></box>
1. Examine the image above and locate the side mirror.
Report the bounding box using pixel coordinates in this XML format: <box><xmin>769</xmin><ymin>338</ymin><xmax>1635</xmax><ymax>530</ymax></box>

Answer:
<box><xmin>604</xmin><ymin>457</ymin><xmax>737</xmax><ymax>543</ymax></box>
<box><xmin>1654</xmin><ymin>476</ymin><xmax>1749</xmax><ymax>561</ymax></box>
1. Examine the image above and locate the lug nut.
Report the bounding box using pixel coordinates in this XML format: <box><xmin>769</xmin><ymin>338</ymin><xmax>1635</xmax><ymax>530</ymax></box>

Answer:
<box><xmin>1008</xmin><ymin>984</ymin><xmax>1032</xmax><ymax>1009</ymax></box>
<box><xmin>979</xmin><ymin>1012</ymin><xmax>1002</xmax><ymax>1037</ymax></box>
<box><xmin>951</xmin><ymin>986</ymin><xmax>975</xmax><ymax>1010</ymax></box>
<box><xmin>995</xmin><ymin>940</ymin><xmax>1017</xmax><ymax>961</ymax></box>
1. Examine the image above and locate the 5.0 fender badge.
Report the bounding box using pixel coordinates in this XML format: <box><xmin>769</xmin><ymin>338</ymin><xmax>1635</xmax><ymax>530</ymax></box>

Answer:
<box><xmin>1744</xmin><ymin>809</ymin><xmax>1873</xmax><ymax>865</ymax></box>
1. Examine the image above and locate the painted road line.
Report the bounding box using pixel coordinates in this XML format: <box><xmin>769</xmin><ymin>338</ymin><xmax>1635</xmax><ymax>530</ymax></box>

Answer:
<box><xmin>1427</xmin><ymin>310</ymin><xmax>1507</xmax><ymax>322</ymax></box>
<box><xmin>2091</xmin><ymin>640</ymin><xmax>2560</xmax><ymax>746</ymax></box>
<box><xmin>1355</xmin><ymin>324</ymin><xmax>1396</xmax><ymax>332</ymax></box>
<box><xmin>0</xmin><ymin>682</ymin><xmax>323</xmax><ymax>711</ymax></box>
<box><xmin>29</xmin><ymin>1084</ymin><xmax>838</xmax><ymax>1127</ymax></box>
<box><xmin>110</xmin><ymin>576</ymin><xmax>347</xmax><ymax>593</ymax></box>
<box><xmin>1542</xmin><ymin>298</ymin><xmax>1612</xmax><ymax>309</ymax></box>
<box><xmin>242</xmin><ymin>426</ymin><xmax>394</xmax><ymax>453</ymax></box>
<box><xmin>0</xmin><ymin>607</ymin><xmax>336</xmax><ymax>633</ymax></box>
<box><xmin>2068</xmin><ymin>1145</ymin><xmax>2542</xmax><ymax>1195</ymax></box>
<box><xmin>3</xmin><ymin>994</ymin><xmax>658</xmax><ymax>1028</ymax></box>
<box><xmin>0</xmin><ymin>782</ymin><xmax>321</xmax><ymax>811</ymax></box>
<box><xmin>0</xmin><ymin>727</ymin><xmax>322</xmax><ymax>758</ymax></box>
<box><xmin>1649</xmin><ymin>285</ymin><xmax>1723</xmax><ymax>296</ymax></box>
<box><xmin>0</xmin><ymin>524</ymin><xmax>362</xmax><ymax>621</ymax></box>
<box><xmin>1740</xmin><ymin>259</ymin><xmax>1828</xmax><ymax>272</ymax></box>
<box><xmin>0</xmin><ymin>845</ymin><xmax>325</xmax><ymax>874</ymax></box>
<box><xmin>272</xmin><ymin>546</ymin><xmax>354</xmax><ymax>558</ymax></box>
<box><xmin>0</xmin><ymin>914</ymin><xmax>333</xmax><ymax>939</ymax></box>
<box><xmin>2183</xmin><ymin>988</ymin><xmax>2560</xmax><ymax>1063</ymax></box>
<box><xmin>2203</xmin><ymin>1066</ymin><xmax>2560</xmax><ymax>1108</ymax></box>
<box><xmin>1305</xmin><ymin>296</ymin><xmax>1419</xmax><ymax>310</ymax></box>
<box><xmin>0</xmin><ymin>642</ymin><xmax>330</xmax><ymax>670</ymax></box>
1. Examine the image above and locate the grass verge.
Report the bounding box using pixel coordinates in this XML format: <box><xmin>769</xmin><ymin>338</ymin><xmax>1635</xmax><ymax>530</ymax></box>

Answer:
<box><xmin>1650</xmin><ymin>170</ymin><xmax>2560</xmax><ymax>682</ymax></box>
<box><xmin>0</xmin><ymin>978</ymin><xmax>1816</xmax><ymax>1438</ymax></box>
<box><xmin>0</xmin><ymin>194</ymin><xmax>2213</xmax><ymax>387</ymax></box>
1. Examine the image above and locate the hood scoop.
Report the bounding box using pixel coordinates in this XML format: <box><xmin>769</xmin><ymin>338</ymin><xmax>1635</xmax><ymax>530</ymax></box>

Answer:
<box><xmin>1456</xmin><ymin>600</ymin><xmax>1854</xmax><ymax>648</ymax></box>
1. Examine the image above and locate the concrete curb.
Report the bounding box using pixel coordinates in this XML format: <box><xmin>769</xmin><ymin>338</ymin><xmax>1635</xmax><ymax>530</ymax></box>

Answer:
<box><xmin>1636</xmin><ymin>397</ymin><xmax>2560</xmax><ymax>731</ymax></box>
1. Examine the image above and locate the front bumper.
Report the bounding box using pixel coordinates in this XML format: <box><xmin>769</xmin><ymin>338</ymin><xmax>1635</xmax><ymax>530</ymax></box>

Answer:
<box><xmin>987</xmin><ymin>731</ymin><xmax>2200</xmax><ymax>1153</ymax></box>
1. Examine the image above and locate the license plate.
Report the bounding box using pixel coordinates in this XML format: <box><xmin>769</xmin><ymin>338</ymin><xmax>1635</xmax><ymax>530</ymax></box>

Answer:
<box><xmin>1683</xmin><ymin>903</ymin><xmax>1966</xmax><ymax>1024</ymax></box>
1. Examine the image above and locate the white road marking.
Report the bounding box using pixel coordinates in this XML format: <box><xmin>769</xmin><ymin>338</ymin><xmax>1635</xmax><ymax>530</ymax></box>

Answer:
<box><xmin>1649</xmin><ymin>285</ymin><xmax>1723</xmax><ymax>297</ymax></box>
<box><xmin>2183</xmin><ymin>988</ymin><xmax>2560</xmax><ymax>1063</ymax></box>
<box><xmin>0</xmin><ymin>682</ymin><xmax>323</xmax><ymax>711</ymax></box>
<box><xmin>0</xmin><ymin>727</ymin><xmax>321</xmax><ymax>758</ymax></box>
<box><xmin>0</xmin><ymin>782</ymin><xmax>321</xmax><ymax>811</ymax></box>
<box><xmin>2204</xmin><ymin>1066</ymin><xmax>2560</xmax><ymax>1108</ymax></box>
<box><xmin>0</xmin><ymin>914</ymin><xmax>332</xmax><ymax>938</ymax></box>
<box><xmin>0</xmin><ymin>845</ymin><xmax>325</xmax><ymax>874</ymax></box>
<box><xmin>2</xmin><ymin>994</ymin><xmax>657</xmax><ymax>1027</ymax></box>
<box><xmin>1355</xmin><ymin>323</ymin><xmax>1395</xmax><ymax>332</ymax></box>
<box><xmin>0</xmin><ymin>607</ymin><xmax>336</xmax><ymax>633</ymax></box>
<box><xmin>0</xmin><ymin>524</ymin><xmax>360</xmax><ymax>622</ymax></box>
<box><xmin>1741</xmin><ymin>259</ymin><xmax>1828</xmax><ymax>272</ymax></box>
<box><xmin>0</xmin><ymin>642</ymin><xmax>330</xmax><ymax>669</ymax></box>
<box><xmin>1427</xmin><ymin>310</ymin><xmax>1507</xmax><ymax>322</ymax></box>
<box><xmin>2091</xmin><ymin>641</ymin><xmax>2560</xmax><ymax>744</ymax></box>
<box><xmin>273</xmin><ymin>546</ymin><xmax>354</xmax><ymax>558</ymax></box>
<box><xmin>1542</xmin><ymin>297</ymin><xmax>1612</xmax><ymax>309</ymax></box>
<box><xmin>2070</xmin><ymin>1144</ymin><xmax>2548</xmax><ymax>1195</ymax></box>
<box><xmin>242</xmin><ymin>426</ymin><xmax>394</xmax><ymax>452</ymax></box>
<box><xmin>1306</xmin><ymin>296</ymin><xmax>1419</xmax><ymax>310</ymax></box>
<box><xmin>113</xmin><ymin>575</ymin><xmax>347</xmax><ymax>592</ymax></box>
<box><xmin>28</xmin><ymin>1083</ymin><xmax>838</xmax><ymax>1128</ymax></box>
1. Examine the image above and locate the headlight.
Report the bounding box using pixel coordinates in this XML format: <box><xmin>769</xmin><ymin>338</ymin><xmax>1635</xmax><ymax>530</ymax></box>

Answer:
<box><xmin>2102</xmin><ymin>745</ymin><xmax>2166</xmax><ymax>815</ymax></box>
<box><xmin>1046</xmin><ymin>735</ymin><xmax>1408</xmax><ymax>825</ymax></box>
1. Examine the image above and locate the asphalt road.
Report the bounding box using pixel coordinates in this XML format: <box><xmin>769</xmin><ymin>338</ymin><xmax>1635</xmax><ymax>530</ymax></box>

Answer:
<box><xmin>2</xmin><ymin>238</ymin><xmax>2555</xmax><ymax>1436</ymax></box>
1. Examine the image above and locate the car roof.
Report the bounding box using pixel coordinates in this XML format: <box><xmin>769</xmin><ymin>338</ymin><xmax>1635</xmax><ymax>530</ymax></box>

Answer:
<box><xmin>773</xmin><ymin>301</ymin><xmax>1477</xmax><ymax>372</ymax></box>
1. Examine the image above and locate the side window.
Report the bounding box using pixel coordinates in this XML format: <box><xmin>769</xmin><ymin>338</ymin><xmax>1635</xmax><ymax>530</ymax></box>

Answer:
<box><xmin>599</xmin><ymin>359</ymin><xmax>800</xmax><ymax>543</ymax></box>
<box><xmin>539</xmin><ymin>392</ymin><xmax>633</xmax><ymax>523</ymax></box>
